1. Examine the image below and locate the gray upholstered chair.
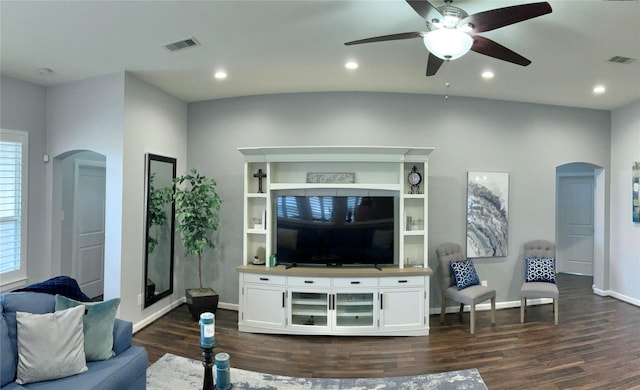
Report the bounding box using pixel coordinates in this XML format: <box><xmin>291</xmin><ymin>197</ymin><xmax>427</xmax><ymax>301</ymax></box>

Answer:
<box><xmin>436</xmin><ymin>243</ymin><xmax>496</xmax><ymax>334</ymax></box>
<box><xmin>520</xmin><ymin>240</ymin><xmax>559</xmax><ymax>325</ymax></box>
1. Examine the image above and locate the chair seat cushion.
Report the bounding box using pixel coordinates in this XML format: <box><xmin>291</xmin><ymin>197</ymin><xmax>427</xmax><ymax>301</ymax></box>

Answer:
<box><xmin>444</xmin><ymin>284</ymin><xmax>495</xmax><ymax>305</ymax></box>
<box><xmin>520</xmin><ymin>282</ymin><xmax>559</xmax><ymax>299</ymax></box>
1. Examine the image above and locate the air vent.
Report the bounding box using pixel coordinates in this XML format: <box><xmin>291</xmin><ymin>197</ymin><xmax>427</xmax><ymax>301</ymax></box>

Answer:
<box><xmin>608</xmin><ymin>56</ymin><xmax>637</xmax><ymax>64</ymax></box>
<box><xmin>164</xmin><ymin>37</ymin><xmax>200</xmax><ymax>52</ymax></box>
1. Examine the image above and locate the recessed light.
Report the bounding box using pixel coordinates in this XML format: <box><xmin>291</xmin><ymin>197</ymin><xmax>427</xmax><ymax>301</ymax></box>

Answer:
<box><xmin>593</xmin><ymin>85</ymin><xmax>606</xmax><ymax>94</ymax></box>
<box><xmin>214</xmin><ymin>71</ymin><xmax>227</xmax><ymax>80</ymax></box>
<box><xmin>481</xmin><ymin>71</ymin><xmax>494</xmax><ymax>79</ymax></box>
<box><xmin>345</xmin><ymin>61</ymin><xmax>358</xmax><ymax>70</ymax></box>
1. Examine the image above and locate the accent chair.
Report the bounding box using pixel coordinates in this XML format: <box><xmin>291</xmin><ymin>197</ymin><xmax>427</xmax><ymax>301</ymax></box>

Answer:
<box><xmin>436</xmin><ymin>242</ymin><xmax>496</xmax><ymax>335</ymax></box>
<box><xmin>520</xmin><ymin>239</ymin><xmax>559</xmax><ymax>325</ymax></box>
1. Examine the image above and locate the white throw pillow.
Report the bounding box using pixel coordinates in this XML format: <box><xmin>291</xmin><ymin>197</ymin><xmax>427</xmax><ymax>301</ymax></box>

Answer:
<box><xmin>15</xmin><ymin>305</ymin><xmax>88</xmax><ymax>384</ymax></box>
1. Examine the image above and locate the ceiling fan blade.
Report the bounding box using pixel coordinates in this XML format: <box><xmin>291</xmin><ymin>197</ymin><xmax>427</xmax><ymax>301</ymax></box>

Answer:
<box><xmin>462</xmin><ymin>2</ymin><xmax>552</xmax><ymax>33</ymax></box>
<box><xmin>406</xmin><ymin>0</ymin><xmax>443</xmax><ymax>22</ymax></box>
<box><xmin>344</xmin><ymin>32</ymin><xmax>422</xmax><ymax>46</ymax></box>
<box><xmin>471</xmin><ymin>35</ymin><xmax>531</xmax><ymax>66</ymax></box>
<box><xmin>426</xmin><ymin>53</ymin><xmax>444</xmax><ymax>76</ymax></box>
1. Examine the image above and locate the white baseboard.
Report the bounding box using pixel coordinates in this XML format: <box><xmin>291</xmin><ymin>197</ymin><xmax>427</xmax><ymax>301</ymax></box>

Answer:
<box><xmin>133</xmin><ymin>299</ymin><xmax>238</xmax><ymax>334</ymax></box>
<box><xmin>218</xmin><ymin>302</ymin><xmax>239</xmax><ymax>311</ymax></box>
<box><xmin>592</xmin><ymin>288</ymin><xmax>640</xmax><ymax>307</ymax></box>
<box><xmin>133</xmin><ymin>297</ymin><xmax>186</xmax><ymax>333</ymax></box>
<box><xmin>592</xmin><ymin>287</ymin><xmax>607</xmax><ymax>296</ymax></box>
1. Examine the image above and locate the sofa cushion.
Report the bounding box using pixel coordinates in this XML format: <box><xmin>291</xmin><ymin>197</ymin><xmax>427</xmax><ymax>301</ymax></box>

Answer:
<box><xmin>55</xmin><ymin>295</ymin><xmax>120</xmax><ymax>361</ymax></box>
<box><xmin>525</xmin><ymin>257</ymin><xmax>556</xmax><ymax>283</ymax></box>
<box><xmin>1</xmin><ymin>303</ymin><xmax>16</xmax><ymax>387</ymax></box>
<box><xmin>450</xmin><ymin>259</ymin><xmax>480</xmax><ymax>290</ymax></box>
<box><xmin>1</xmin><ymin>292</ymin><xmax>56</xmax><ymax>371</ymax></box>
<box><xmin>20</xmin><ymin>346</ymin><xmax>148</xmax><ymax>390</ymax></box>
<box><xmin>15</xmin><ymin>305</ymin><xmax>88</xmax><ymax>385</ymax></box>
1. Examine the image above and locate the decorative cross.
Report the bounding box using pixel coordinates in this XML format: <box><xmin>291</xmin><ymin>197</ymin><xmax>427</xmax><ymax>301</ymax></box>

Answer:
<box><xmin>253</xmin><ymin>169</ymin><xmax>267</xmax><ymax>193</ymax></box>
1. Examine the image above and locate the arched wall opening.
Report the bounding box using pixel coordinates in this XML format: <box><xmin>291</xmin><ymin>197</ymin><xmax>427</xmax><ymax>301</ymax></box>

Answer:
<box><xmin>555</xmin><ymin>162</ymin><xmax>606</xmax><ymax>293</ymax></box>
<box><xmin>51</xmin><ymin>149</ymin><xmax>107</xmax><ymax>298</ymax></box>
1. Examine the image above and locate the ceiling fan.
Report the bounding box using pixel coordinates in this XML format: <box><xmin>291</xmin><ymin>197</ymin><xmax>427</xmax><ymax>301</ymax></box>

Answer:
<box><xmin>345</xmin><ymin>0</ymin><xmax>552</xmax><ymax>76</ymax></box>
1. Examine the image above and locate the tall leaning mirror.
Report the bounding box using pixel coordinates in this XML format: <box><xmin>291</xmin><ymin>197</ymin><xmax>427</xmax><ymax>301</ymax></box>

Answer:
<box><xmin>144</xmin><ymin>153</ymin><xmax>176</xmax><ymax>308</ymax></box>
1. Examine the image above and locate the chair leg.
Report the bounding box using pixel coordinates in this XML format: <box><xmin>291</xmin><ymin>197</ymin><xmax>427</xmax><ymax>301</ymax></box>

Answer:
<box><xmin>520</xmin><ymin>298</ymin><xmax>526</xmax><ymax>323</ymax></box>
<box><xmin>440</xmin><ymin>297</ymin><xmax>447</xmax><ymax>325</ymax></box>
<box><xmin>554</xmin><ymin>298</ymin><xmax>558</xmax><ymax>325</ymax></box>
<box><xmin>470</xmin><ymin>304</ymin><xmax>476</xmax><ymax>335</ymax></box>
<box><xmin>490</xmin><ymin>297</ymin><xmax>496</xmax><ymax>325</ymax></box>
<box><xmin>458</xmin><ymin>303</ymin><xmax>464</xmax><ymax>322</ymax></box>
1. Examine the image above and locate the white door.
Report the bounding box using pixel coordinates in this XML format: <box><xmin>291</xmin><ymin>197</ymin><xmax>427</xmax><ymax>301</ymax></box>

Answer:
<box><xmin>557</xmin><ymin>175</ymin><xmax>594</xmax><ymax>275</ymax></box>
<box><xmin>72</xmin><ymin>161</ymin><xmax>106</xmax><ymax>298</ymax></box>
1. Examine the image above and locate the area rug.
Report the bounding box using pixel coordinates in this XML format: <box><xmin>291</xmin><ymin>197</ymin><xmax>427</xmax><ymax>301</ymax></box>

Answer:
<box><xmin>147</xmin><ymin>353</ymin><xmax>488</xmax><ymax>390</ymax></box>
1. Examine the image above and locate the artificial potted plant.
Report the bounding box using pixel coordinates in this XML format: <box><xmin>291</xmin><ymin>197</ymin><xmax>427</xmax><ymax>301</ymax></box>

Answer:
<box><xmin>173</xmin><ymin>167</ymin><xmax>223</xmax><ymax>321</ymax></box>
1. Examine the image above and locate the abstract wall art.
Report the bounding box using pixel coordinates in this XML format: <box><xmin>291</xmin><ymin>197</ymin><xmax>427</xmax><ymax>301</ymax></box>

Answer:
<box><xmin>466</xmin><ymin>171</ymin><xmax>509</xmax><ymax>258</ymax></box>
<box><xmin>633</xmin><ymin>162</ymin><xmax>640</xmax><ymax>223</ymax></box>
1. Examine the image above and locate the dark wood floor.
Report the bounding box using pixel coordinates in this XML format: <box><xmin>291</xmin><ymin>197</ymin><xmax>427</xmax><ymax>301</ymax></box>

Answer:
<box><xmin>133</xmin><ymin>274</ymin><xmax>640</xmax><ymax>389</ymax></box>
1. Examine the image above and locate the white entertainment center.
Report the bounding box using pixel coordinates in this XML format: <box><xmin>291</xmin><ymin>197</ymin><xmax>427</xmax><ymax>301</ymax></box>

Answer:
<box><xmin>237</xmin><ymin>146</ymin><xmax>434</xmax><ymax>336</ymax></box>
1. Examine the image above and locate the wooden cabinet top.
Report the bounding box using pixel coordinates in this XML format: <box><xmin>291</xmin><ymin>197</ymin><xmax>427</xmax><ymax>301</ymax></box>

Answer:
<box><xmin>236</xmin><ymin>264</ymin><xmax>432</xmax><ymax>277</ymax></box>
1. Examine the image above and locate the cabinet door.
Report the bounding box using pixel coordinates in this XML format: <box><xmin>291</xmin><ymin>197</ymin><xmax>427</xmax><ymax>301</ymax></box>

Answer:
<box><xmin>333</xmin><ymin>291</ymin><xmax>377</xmax><ymax>331</ymax></box>
<box><xmin>379</xmin><ymin>288</ymin><xmax>425</xmax><ymax>331</ymax></box>
<box><xmin>288</xmin><ymin>290</ymin><xmax>330</xmax><ymax>330</ymax></box>
<box><xmin>242</xmin><ymin>284</ymin><xmax>286</xmax><ymax>329</ymax></box>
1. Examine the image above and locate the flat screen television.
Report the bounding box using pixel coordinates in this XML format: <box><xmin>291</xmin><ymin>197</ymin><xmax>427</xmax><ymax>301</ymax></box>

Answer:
<box><xmin>275</xmin><ymin>195</ymin><xmax>395</xmax><ymax>267</ymax></box>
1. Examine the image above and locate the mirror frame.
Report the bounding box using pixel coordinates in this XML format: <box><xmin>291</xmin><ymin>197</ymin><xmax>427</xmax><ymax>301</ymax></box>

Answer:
<box><xmin>143</xmin><ymin>153</ymin><xmax>176</xmax><ymax>308</ymax></box>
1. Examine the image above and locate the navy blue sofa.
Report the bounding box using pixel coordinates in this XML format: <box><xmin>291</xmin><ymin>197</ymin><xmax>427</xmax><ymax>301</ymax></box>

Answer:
<box><xmin>1</xmin><ymin>292</ymin><xmax>147</xmax><ymax>389</ymax></box>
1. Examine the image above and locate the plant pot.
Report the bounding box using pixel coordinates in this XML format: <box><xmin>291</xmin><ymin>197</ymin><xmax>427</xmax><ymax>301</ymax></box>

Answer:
<box><xmin>186</xmin><ymin>288</ymin><xmax>219</xmax><ymax>321</ymax></box>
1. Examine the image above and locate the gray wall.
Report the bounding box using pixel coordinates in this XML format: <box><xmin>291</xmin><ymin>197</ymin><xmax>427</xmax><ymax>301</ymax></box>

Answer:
<box><xmin>187</xmin><ymin>92</ymin><xmax>611</xmax><ymax>308</ymax></box>
<box><xmin>0</xmin><ymin>76</ymin><xmax>49</xmax><ymax>287</ymax></box>
<box><xmin>610</xmin><ymin>100</ymin><xmax>640</xmax><ymax>304</ymax></box>
<box><xmin>46</xmin><ymin>72</ymin><xmax>187</xmax><ymax>326</ymax></box>
<box><xmin>6</xmin><ymin>72</ymin><xmax>635</xmax><ymax>327</ymax></box>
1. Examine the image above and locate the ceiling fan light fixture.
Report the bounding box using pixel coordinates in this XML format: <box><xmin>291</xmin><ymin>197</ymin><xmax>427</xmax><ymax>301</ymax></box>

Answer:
<box><xmin>423</xmin><ymin>29</ymin><xmax>473</xmax><ymax>60</ymax></box>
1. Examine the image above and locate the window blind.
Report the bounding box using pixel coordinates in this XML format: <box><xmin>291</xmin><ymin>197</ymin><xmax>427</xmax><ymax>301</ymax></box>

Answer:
<box><xmin>0</xmin><ymin>130</ymin><xmax>27</xmax><ymax>275</ymax></box>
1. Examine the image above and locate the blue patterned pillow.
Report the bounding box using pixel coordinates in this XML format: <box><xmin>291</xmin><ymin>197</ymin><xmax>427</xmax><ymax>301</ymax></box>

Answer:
<box><xmin>450</xmin><ymin>259</ymin><xmax>480</xmax><ymax>290</ymax></box>
<box><xmin>525</xmin><ymin>257</ymin><xmax>556</xmax><ymax>283</ymax></box>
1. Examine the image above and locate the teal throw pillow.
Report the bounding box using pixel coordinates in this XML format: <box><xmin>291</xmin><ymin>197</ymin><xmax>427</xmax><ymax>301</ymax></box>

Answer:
<box><xmin>55</xmin><ymin>295</ymin><xmax>120</xmax><ymax>361</ymax></box>
<box><xmin>450</xmin><ymin>259</ymin><xmax>481</xmax><ymax>290</ymax></box>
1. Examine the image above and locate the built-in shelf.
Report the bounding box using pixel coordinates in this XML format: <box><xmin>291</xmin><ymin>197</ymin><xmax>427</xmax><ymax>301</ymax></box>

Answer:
<box><xmin>238</xmin><ymin>146</ymin><xmax>434</xmax><ymax>337</ymax></box>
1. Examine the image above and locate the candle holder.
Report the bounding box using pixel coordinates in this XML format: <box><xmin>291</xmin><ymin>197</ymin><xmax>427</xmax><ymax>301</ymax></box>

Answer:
<box><xmin>201</xmin><ymin>341</ymin><xmax>217</xmax><ymax>390</ymax></box>
<box><xmin>200</xmin><ymin>312</ymin><xmax>216</xmax><ymax>390</ymax></box>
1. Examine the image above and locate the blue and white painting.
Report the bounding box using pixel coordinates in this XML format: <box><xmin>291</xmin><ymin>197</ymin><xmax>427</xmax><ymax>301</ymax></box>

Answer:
<box><xmin>466</xmin><ymin>171</ymin><xmax>509</xmax><ymax>258</ymax></box>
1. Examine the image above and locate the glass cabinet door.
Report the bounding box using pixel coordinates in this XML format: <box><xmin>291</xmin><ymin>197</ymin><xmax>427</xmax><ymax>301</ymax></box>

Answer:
<box><xmin>334</xmin><ymin>292</ymin><xmax>375</xmax><ymax>328</ymax></box>
<box><xmin>289</xmin><ymin>291</ymin><xmax>329</xmax><ymax>328</ymax></box>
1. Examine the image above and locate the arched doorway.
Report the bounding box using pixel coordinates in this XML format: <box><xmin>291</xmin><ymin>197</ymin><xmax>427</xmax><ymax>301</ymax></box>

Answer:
<box><xmin>555</xmin><ymin>162</ymin><xmax>606</xmax><ymax>291</ymax></box>
<box><xmin>52</xmin><ymin>150</ymin><xmax>106</xmax><ymax>299</ymax></box>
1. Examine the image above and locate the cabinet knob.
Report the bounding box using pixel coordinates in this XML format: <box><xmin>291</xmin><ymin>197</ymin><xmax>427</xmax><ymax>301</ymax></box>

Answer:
<box><xmin>398</xmin><ymin>280</ymin><xmax>408</xmax><ymax>283</ymax></box>
<box><xmin>304</xmin><ymin>280</ymin><xmax>314</xmax><ymax>284</ymax></box>
<box><xmin>350</xmin><ymin>281</ymin><xmax>360</xmax><ymax>284</ymax></box>
<box><xmin>260</xmin><ymin>277</ymin><xmax>269</xmax><ymax>281</ymax></box>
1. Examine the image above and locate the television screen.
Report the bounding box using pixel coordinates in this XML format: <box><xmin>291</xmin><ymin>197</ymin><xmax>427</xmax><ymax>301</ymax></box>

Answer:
<box><xmin>275</xmin><ymin>195</ymin><xmax>395</xmax><ymax>266</ymax></box>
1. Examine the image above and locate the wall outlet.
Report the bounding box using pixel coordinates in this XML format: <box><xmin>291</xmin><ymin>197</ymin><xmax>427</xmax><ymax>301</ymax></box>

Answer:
<box><xmin>481</xmin><ymin>280</ymin><xmax>488</xmax><ymax>287</ymax></box>
<box><xmin>137</xmin><ymin>294</ymin><xmax>142</xmax><ymax>306</ymax></box>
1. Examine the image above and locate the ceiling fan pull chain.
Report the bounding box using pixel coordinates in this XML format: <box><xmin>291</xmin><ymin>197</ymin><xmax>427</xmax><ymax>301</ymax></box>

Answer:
<box><xmin>444</xmin><ymin>61</ymin><xmax>451</xmax><ymax>101</ymax></box>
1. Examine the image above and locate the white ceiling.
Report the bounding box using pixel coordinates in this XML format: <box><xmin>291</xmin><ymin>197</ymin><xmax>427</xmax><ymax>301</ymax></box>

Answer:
<box><xmin>1</xmin><ymin>0</ymin><xmax>639</xmax><ymax>110</ymax></box>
